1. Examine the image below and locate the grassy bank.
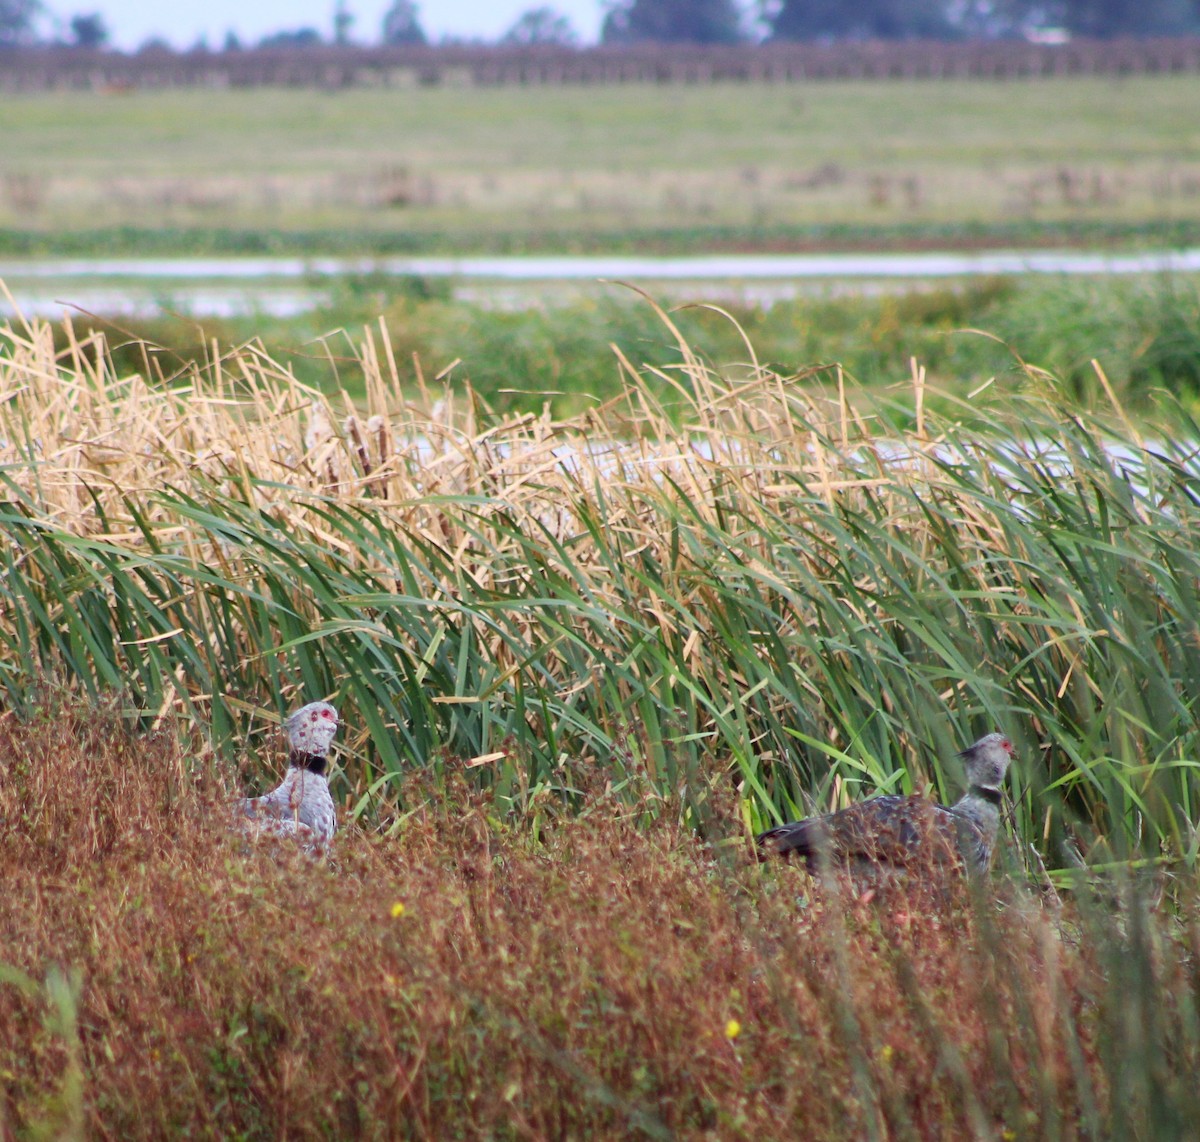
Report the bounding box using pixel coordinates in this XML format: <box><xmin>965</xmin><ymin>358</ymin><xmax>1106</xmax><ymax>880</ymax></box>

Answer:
<box><xmin>50</xmin><ymin>271</ymin><xmax>1200</xmax><ymax>417</ymax></box>
<box><xmin>3</xmin><ymin>217</ymin><xmax>1198</xmax><ymax>257</ymax></box>
<box><xmin>2</xmin><ymin>701</ymin><xmax>1198</xmax><ymax>1138</ymax></box>
<box><xmin>0</xmin><ymin>77</ymin><xmax>1198</xmax><ymax>248</ymax></box>
<box><xmin>3</xmin><ymin>307</ymin><xmax>1200</xmax><ymax>870</ymax></box>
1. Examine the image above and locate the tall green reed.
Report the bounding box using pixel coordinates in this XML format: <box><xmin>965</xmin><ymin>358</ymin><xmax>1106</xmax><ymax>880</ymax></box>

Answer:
<box><xmin>2</xmin><ymin>311</ymin><xmax>1200</xmax><ymax>867</ymax></box>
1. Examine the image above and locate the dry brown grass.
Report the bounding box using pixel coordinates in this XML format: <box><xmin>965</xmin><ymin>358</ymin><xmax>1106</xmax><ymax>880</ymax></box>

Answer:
<box><xmin>4</xmin><ymin>697</ymin><xmax>1198</xmax><ymax>1139</ymax></box>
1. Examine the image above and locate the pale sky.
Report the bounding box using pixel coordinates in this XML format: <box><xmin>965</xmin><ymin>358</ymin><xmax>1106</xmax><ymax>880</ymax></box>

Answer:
<box><xmin>41</xmin><ymin>1</ymin><xmax>607</xmax><ymax>50</ymax></box>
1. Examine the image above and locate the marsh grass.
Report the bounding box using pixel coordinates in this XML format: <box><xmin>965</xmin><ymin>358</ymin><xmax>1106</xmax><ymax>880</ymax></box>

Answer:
<box><xmin>2</xmin><ymin>301</ymin><xmax>1200</xmax><ymax>871</ymax></box>
<box><xmin>37</xmin><ymin>272</ymin><xmax>1200</xmax><ymax>419</ymax></box>
<box><xmin>2</xmin><ymin>700</ymin><xmax>1200</xmax><ymax>1138</ymax></box>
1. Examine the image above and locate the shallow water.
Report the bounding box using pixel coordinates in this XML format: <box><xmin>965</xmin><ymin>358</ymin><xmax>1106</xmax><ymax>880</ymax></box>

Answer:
<box><xmin>2</xmin><ymin>248</ymin><xmax>1199</xmax><ymax>319</ymax></box>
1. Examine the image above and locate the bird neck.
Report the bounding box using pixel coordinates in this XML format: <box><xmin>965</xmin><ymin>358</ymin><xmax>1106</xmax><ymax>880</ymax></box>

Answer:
<box><xmin>966</xmin><ymin>783</ymin><xmax>1003</xmax><ymax>806</ymax></box>
<box><xmin>289</xmin><ymin>750</ymin><xmax>328</xmax><ymax>775</ymax></box>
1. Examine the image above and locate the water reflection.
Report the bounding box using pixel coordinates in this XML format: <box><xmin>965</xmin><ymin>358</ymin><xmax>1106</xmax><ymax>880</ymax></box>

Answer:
<box><xmin>2</xmin><ymin>248</ymin><xmax>1199</xmax><ymax>319</ymax></box>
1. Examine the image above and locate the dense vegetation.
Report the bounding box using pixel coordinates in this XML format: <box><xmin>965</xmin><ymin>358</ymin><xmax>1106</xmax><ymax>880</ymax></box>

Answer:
<box><xmin>47</xmin><ymin>271</ymin><xmax>1200</xmax><ymax>418</ymax></box>
<box><xmin>4</xmin><ymin>307</ymin><xmax>1200</xmax><ymax>873</ymax></box>
<box><xmin>4</xmin><ymin>700</ymin><xmax>1199</xmax><ymax>1138</ymax></box>
<box><xmin>5</xmin><ymin>279</ymin><xmax>1200</xmax><ymax>1134</ymax></box>
<box><xmin>4</xmin><ymin>70</ymin><xmax>1200</xmax><ymax>1132</ymax></box>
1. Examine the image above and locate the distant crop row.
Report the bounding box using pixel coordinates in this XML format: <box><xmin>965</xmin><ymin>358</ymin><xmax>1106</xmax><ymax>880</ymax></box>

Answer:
<box><xmin>2</xmin><ymin>37</ymin><xmax>1200</xmax><ymax>91</ymax></box>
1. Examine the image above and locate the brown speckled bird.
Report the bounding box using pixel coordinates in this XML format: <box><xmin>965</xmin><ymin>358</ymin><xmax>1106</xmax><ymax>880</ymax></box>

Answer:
<box><xmin>756</xmin><ymin>732</ymin><xmax>1015</xmax><ymax>881</ymax></box>
<box><xmin>239</xmin><ymin>701</ymin><xmax>339</xmax><ymax>854</ymax></box>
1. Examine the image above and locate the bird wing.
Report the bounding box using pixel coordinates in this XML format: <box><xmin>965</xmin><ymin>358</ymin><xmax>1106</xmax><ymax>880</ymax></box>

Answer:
<box><xmin>758</xmin><ymin>795</ymin><xmax>982</xmax><ymax>871</ymax></box>
<box><xmin>758</xmin><ymin>795</ymin><xmax>913</xmax><ymax>863</ymax></box>
<box><xmin>236</xmin><ymin>760</ymin><xmax>334</xmax><ymax>856</ymax></box>
<box><xmin>824</xmin><ymin>796</ymin><xmax>941</xmax><ymax>865</ymax></box>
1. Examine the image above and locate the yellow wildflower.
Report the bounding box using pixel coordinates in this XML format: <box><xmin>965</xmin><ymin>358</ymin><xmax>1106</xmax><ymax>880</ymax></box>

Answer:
<box><xmin>725</xmin><ymin>1019</ymin><xmax>742</xmax><ymax>1040</ymax></box>
<box><xmin>390</xmin><ymin>901</ymin><xmax>406</xmax><ymax>919</ymax></box>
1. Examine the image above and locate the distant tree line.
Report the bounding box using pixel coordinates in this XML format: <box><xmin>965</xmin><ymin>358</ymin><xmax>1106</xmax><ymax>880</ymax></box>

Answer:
<box><xmin>764</xmin><ymin>0</ymin><xmax>1200</xmax><ymax>40</ymax></box>
<box><xmin>0</xmin><ymin>0</ymin><xmax>107</xmax><ymax>46</ymax></box>
<box><xmin>5</xmin><ymin>38</ymin><xmax>1200</xmax><ymax>93</ymax></box>
<box><xmin>601</xmin><ymin>0</ymin><xmax>1200</xmax><ymax>42</ymax></box>
<box><xmin>3</xmin><ymin>0</ymin><xmax>1200</xmax><ymax>53</ymax></box>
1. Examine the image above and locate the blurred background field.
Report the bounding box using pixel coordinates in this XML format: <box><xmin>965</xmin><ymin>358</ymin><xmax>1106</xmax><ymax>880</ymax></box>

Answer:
<box><xmin>3</xmin><ymin>71</ymin><xmax>1199</xmax><ymax>422</ymax></box>
<box><xmin>1</xmin><ymin>76</ymin><xmax>1199</xmax><ymax>248</ymax></box>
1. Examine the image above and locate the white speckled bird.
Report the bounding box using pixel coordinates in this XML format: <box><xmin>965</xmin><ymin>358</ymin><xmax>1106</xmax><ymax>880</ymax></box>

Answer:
<box><xmin>756</xmin><ymin>732</ymin><xmax>1016</xmax><ymax>883</ymax></box>
<box><xmin>239</xmin><ymin>701</ymin><xmax>339</xmax><ymax>854</ymax></box>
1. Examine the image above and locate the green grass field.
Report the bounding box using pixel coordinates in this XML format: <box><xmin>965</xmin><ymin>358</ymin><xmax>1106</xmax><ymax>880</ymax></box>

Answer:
<box><xmin>1</xmin><ymin>76</ymin><xmax>1199</xmax><ymax>250</ymax></box>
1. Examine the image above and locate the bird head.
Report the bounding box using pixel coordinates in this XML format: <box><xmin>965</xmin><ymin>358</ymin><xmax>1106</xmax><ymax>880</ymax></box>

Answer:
<box><xmin>286</xmin><ymin>701</ymin><xmax>340</xmax><ymax>756</ymax></box>
<box><xmin>959</xmin><ymin>731</ymin><xmax>1015</xmax><ymax>789</ymax></box>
